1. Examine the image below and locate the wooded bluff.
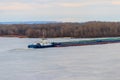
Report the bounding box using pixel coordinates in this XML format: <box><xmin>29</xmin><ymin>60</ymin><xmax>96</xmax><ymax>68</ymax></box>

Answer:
<box><xmin>0</xmin><ymin>21</ymin><xmax>120</xmax><ymax>38</ymax></box>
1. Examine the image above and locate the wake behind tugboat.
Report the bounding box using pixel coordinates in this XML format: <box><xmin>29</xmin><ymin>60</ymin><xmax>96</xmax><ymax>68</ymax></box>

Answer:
<box><xmin>28</xmin><ymin>37</ymin><xmax>120</xmax><ymax>49</ymax></box>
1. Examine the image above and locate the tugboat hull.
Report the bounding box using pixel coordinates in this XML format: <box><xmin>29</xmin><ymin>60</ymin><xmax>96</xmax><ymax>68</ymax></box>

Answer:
<box><xmin>28</xmin><ymin>44</ymin><xmax>55</xmax><ymax>48</ymax></box>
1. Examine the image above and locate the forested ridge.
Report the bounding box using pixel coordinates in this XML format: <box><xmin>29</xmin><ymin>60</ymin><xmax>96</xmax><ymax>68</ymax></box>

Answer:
<box><xmin>0</xmin><ymin>21</ymin><xmax>120</xmax><ymax>38</ymax></box>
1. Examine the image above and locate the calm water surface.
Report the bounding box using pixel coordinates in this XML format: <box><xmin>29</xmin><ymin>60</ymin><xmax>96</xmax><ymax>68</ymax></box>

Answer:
<box><xmin>0</xmin><ymin>37</ymin><xmax>120</xmax><ymax>80</ymax></box>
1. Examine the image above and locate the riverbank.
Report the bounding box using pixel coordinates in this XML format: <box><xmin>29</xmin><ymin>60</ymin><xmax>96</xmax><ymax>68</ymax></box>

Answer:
<box><xmin>0</xmin><ymin>35</ymin><xmax>27</xmax><ymax>38</ymax></box>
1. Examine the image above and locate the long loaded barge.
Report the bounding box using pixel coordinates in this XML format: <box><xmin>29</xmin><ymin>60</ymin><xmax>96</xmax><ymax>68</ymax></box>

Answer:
<box><xmin>28</xmin><ymin>37</ymin><xmax>120</xmax><ymax>48</ymax></box>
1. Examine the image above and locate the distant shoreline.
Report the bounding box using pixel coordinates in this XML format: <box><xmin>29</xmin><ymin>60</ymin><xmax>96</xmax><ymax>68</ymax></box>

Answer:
<box><xmin>0</xmin><ymin>35</ymin><xmax>27</xmax><ymax>38</ymax></box>
<box><xmin>0</xmin><ymin>21</ymin><xmax>120</xmax><ymax>38</ymax></box>
<box><xmin>0</xmin><ymin>35</ymin><xmax>120</xmax><ymax>39</ymax></box>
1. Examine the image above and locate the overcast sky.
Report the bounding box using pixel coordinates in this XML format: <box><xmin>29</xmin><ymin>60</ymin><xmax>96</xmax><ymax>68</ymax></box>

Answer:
<box><xmin>0</xmin><ymin>0</ymin><xmax>120</xmax><ymax>22</ymax></box>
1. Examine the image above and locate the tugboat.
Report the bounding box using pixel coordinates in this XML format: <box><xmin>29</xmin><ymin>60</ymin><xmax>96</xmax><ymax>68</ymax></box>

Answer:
<box><xmin>28</xmin><ymin>31</ymin><xmax>59</xmax><ymax>48</ymax></box>
<box><xmin>28</xmin><ymin>39</ymin><xmax>56</xmax><ymax>48</ymax></box>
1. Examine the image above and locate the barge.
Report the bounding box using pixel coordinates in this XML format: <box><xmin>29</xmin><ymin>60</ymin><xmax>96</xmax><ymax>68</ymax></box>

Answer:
<box><xmin>28</xmin><ymin>37</ymin><xmax>120</xmax><ymax>48</ymax></box>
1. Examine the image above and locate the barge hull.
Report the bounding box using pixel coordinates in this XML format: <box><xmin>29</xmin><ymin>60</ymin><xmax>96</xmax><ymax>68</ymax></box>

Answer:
<box><xmin>54</xmin><ymin>38</ymin><xmax>120</xmax><ymax>47</ymax></box>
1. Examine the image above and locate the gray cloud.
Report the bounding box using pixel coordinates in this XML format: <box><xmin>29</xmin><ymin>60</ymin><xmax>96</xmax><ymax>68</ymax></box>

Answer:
<box><xmin>0</xmin><ymin>0</ymin><xmax>120</xmax><ymax>22</ymax></box>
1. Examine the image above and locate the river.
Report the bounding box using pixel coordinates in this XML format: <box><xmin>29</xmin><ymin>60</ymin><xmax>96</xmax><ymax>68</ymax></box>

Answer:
<box><xmin>0</xmin><ymin>37</ymin><xmax>120</xmax><ymax>80</ymax></box>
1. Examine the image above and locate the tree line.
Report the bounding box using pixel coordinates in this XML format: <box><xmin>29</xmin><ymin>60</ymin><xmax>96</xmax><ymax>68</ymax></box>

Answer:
<box><xmin>0</xmin><ymin>21</ymin><xmax>120</xmax><ymax>38</ymax></box>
